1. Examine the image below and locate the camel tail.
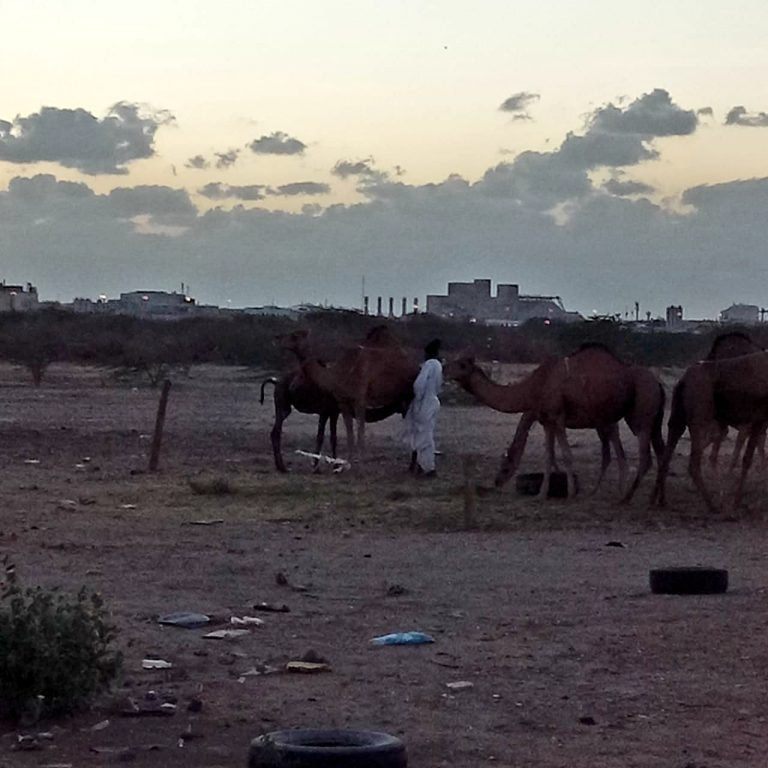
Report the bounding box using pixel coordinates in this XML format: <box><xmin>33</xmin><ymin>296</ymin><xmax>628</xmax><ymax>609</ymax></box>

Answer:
<box><xmin>260</xmin><ymin>377</ymin><xmax>278</xmax><ymax>405</ymax></box>
<box><xmin>654</xmin><ymin>382</ymin><xmax>666</xmax><ymax>433</ymax></box>
<box><xmin>668</xmin><ymin>379</ymin><xmax>687</xmax><ymax>434</ymax></box>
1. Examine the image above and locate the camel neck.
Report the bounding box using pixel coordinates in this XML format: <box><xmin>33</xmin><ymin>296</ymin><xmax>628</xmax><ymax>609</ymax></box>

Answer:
<box><xmin>465</xmin><ymin>367</ymin><xmax>536</xmax><ymax>413</ymax></box>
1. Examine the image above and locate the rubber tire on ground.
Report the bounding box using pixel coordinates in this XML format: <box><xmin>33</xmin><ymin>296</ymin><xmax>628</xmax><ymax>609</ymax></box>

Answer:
<box><xmin>248</xmin><ymin>729</ymin><xmax>407</xmax><ymax>768</ymax></box>
<box><xmin>649</xmin><ymin>567</ymin><xmax>729</xmax><ymax>595</ymax></box>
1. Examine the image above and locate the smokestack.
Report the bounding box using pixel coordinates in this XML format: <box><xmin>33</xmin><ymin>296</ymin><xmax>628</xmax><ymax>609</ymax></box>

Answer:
<box><xmin>377</xmin><ymin>296</ymin><xmax>382</xmax><ymax>316</ymax></box>
<box><xmin>413</xmin><ymin>297</ymin><xmax>419</xmax><ymax>313</ymax></box>
<box><xmin>388</xmin><ymin>297</ymin><xmax>394</xmax><ymax>317</ymax></box>
<box><xmin>364</xmin><ymin>296</ymin><xmax>369</xmax><ymax>315</ymax></box>
<box><xmin>401</xmin><ymin>297</ymin><xmax>407</xmax><ymax>316</ymax></box>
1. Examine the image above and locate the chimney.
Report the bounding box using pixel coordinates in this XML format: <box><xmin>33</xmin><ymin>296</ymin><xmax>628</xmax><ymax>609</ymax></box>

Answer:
<box><xmin>401</xmin><ymin>297</ymin><xmax>407</xmax><ymax>316</ymax></box>
<box><xmin>388</xmin><ymin>297</ymin><xmax>394</xmax><ymax>317</ymax></box>
<box><xmin>377</xmin><ymin>296</ymin><xmax>382</xmax><ymax>316</ymax></box>
<box><xmin>364</xmin><ymin>296</ymin><xmax>369</xmax><ymax>315</ymax></box>
<box><xmin>413</xmin><ymin>297</ymin><xmax>419</xmax><ymax>313</ymax></box>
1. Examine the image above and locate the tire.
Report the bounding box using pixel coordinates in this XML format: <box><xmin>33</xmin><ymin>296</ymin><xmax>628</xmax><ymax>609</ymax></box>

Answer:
<box><xmin>248</xmin><ymin>729</ymin><xmax>407</xmax><ymax>768</ymax></box>
<box><xmin>649</xmin><ymin>567</ymin><xmax>728</xmax><ymax>595</ymax></box>
<box><xmin>514</xmin><ymin>472</ymin><xmax>573</xmax><ymax>498</ymax></box>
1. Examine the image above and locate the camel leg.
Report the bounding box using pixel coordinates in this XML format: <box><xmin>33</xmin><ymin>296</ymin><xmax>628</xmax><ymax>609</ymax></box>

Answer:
<box><xmin>329</xmin><ymin>411</ymin><xmax>338</xmax><ymax>458</ymax></box>
<box><xmin>621</xmin><ymin>430</ymin><xmax>650</xmax><ymax>504</ymax></box>
<box><xmin>536</xmin><ymin>424</ymin><xmax>558</xmax><ymax>499</ymax></box>
<box><xmin>270</xmin><ymin>404</ymin><xmax>291</xmax><ymax>473</ymax></box>
<box><xmin>708</xmin><ymin>423</ymin><xmax>727</xmax><ymax>473</ymax></box>
<box><xmin>312</xmin><ymin>412</ymin><xmax>328</xmax><ymax>473</ymax></box>
<box><xmin>553</xmin><ymin>426</ymin><xmax>577</xmax><ymax>498</ymax></box>
<box><xmin>590</xmin><ymin>426</ymin><xmax>613</xmax><ymax>496</ymax></box>
<box><xmin>688</xmin><ymin>424</ymin><xmax>719</xmax><ymax>514</ymax></box>
<box><xmin>495</xmin><ymin>411</ymin><xmax>537</xmax><ymax>488</ymax></box>
<box><xmin>612</xmin><ymin>427</ymin><xmax>628</xmax><ymax>497</ymax></box>
<box><xmin>733</xmin><ymin>424</ymin><xmax>764</xmax><ymax>509</ymax></box>
<box><xmin>729</xmin><ymin>427</ymin><xmax>748</xmax><ymax>472</ymax></box>
<box><xmin>650</xmin><ymin>418</ymin><xmax>686</xmax><ymax>508</ymax></box>
<box><xmin>341</xmin><ymin>410</ymin><xmax>356</xmax><ymax>458</ymax></box>
<box><xmin>355</xmin><ymin>404</ymin><xmax>367</xmax><ymax>457</ymax></box>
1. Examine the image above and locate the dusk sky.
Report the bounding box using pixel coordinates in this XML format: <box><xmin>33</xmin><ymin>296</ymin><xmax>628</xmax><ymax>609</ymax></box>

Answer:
<box><xmin>2</xmin><ymin>0</ymin><xmax>768</xmax><ymax>318</ymax></box>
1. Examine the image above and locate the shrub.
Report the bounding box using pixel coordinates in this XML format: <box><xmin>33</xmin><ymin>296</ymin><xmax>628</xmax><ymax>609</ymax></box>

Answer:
<box><xmin>0</xmin><ymin>557</ymin><xmax>123</xmax><ymax>722</ymax></box>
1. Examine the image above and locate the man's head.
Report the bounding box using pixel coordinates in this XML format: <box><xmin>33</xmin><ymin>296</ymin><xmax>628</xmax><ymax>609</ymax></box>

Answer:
<box><xmin>424</xmin><ymin>338</ymin><xmax>441</xmax><ymax>360</ymax></box>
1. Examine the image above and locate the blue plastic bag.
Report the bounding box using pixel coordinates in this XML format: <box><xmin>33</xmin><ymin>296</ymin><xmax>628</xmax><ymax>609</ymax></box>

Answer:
<box><xmin>370</xmin><ymin>631</ymin><xmax>435</xmax><ymax>646</ymax></box>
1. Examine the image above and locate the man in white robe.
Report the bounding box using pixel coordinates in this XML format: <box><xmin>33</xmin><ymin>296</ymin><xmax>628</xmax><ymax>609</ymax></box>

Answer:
<box><xmin>404</xmin><ymin>339</ymin><xmax>442</xmax><ymax>477</ymax></box>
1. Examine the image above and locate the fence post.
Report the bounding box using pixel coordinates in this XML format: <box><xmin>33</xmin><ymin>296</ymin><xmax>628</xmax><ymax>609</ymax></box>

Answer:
<box><xmin>149</xmin><ymin>379</ymin><xmax>172</xmax><ymax>472</ymax></box>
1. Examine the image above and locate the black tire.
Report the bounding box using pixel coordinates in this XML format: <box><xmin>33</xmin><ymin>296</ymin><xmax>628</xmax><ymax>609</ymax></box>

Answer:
<box><xmin>248</xmin><ymin>729</ymin><xmax>407</xmax><ymax>768</ymax></box>
<box><xmin>649</xmin><ymin>567</ymin><xmax>728</xmax><ymax>595</ymax></box>
<box><xmin>515</xmin><ymin>472</ymin><xmax>543</xmax><ymax>495</ymax></box>
<box><xmin>515</xmin><ymin>472</ymin><xmax>573</xmax><ymax>498</ymax></box>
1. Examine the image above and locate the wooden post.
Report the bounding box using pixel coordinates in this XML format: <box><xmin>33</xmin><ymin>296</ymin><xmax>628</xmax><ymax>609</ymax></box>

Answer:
<box><xmin>149</xmin><ymin>379</ymin><xmax>172</xmax><ymax>472</ymax></box>
<box><xmin>461</xmin><ymin>454</ymin><xmax>477</xmax><ymax>529</ymax></box>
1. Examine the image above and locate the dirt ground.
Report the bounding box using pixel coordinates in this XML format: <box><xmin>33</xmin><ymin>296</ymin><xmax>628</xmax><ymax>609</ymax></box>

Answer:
<box><xmin>1</xmin><ymin>362</ymin><xmax>767</xmax><ymax>768</ymax></box>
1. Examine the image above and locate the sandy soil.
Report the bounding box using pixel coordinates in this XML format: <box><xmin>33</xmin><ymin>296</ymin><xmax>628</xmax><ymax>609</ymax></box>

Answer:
<box><xmin>0</xmin><ymin>362</ymin><xmax>767</xmax><ymax>768</ymax></box>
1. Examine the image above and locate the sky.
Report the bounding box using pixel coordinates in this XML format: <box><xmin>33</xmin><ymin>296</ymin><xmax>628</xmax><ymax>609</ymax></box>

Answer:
<box><xmin>2</xmin><ymin>0</ymin><xmax>768</xmax><ymax>319</ymax></box>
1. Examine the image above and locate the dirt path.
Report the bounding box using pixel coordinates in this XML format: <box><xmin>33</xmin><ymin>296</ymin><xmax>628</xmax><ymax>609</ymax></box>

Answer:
<box><xmin>0</xmin><ymin>364</ymin><xmax>766</xmax><ymax>767</ymax></box>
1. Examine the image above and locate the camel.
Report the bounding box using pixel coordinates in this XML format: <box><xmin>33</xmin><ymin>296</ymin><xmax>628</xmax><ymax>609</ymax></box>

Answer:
<box><xmin>261</xmin><ymin>369</ymin><xmax>404</xmax><ymax>472</ymax></box>
<box><xmin>445</xmin><ymin>344</ymin><xmax>665</xmax><ymax>502</ymax></box>
<box><xmin>260</xmin><ymin>369</ymin><xmax>338</xmax><ymax>473</ymax></box>
<box><xmin>651</xmin><ymin>334</ymin><xmax>768</xmax><ymax>512</ymax></box>
<box><xmin>278</xmin><ymin>325</ymin><xmax>418</xmax><ymax>456</ymax></box>
<box><xmin>704</xmin><ymin>332</ymin><xmax>767</xmax><ymax>471</ymax></box>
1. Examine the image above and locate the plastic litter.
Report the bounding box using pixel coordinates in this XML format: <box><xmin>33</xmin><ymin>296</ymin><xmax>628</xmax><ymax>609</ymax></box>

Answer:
<box><xmin>203</xmin><ymin>628</ymin><xmax>250</xmax><ymax>640</ymax></box>
<box><xmin>446</xmin><ymin>680</ymin><xmax>474</xmax><ymax>691</ymax></box>
<box><xmin>158</xmin><ymin>612</ymin><xmax>211</xmax><ymax>628</ymax></box>
<box><xmin>230</xmin><ymin>615</ymin><xmax>264</xmax><ymax>626</ymax></box>
<box><xmin>142</xmin><ymin>658</ymin><xmax>172</xmax><ymax>669</ymax></box>
<box><xmin>370</xmin><ymin>631</ymin><xmax>435</xmax><ymax>646</ymax></box>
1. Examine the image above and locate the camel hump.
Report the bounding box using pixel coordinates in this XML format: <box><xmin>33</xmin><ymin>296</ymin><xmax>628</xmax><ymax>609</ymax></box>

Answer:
<box><xmin>707</xmin><ymin>331</ymin><xmax>761</xmax><ymax>359</ymax></box>
<box><xmin>363</xmin><ymin>324</ymin><xmax>400</xmax><ymax>347</ymax></box>
<box><xmin>573</xmin><ymin>341</ymin><xmax>626</xmax><ymax>363</ymax></box>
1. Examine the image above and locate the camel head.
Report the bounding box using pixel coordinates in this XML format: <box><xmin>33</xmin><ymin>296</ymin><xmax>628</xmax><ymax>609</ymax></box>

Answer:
<box><xmin>276</xmin><ymin>328</ymin><xmax>311</xmax><ymax>359</ymax></box>
<box><xmin>444</xmin><ymin>352</ymin><xmax>477</xmax><ymax>387</ymax></box>
<box><xmin>364</xmin><ymin>324</ymin><xmax>397</xmax><ymax>347</ymax></box>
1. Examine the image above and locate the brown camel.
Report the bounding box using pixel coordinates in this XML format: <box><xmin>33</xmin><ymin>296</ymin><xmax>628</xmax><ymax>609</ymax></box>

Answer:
<box><xmin>445</xmin><ymin>344</ymin><xmax>665</xmax><ymax>502</ymax></box>
<box><xmin>705</xmin><ymin>332</ymin><xmax>767</xmax><ymax>471</ymax></box>
<box><xmin>279</xmin><ymin>325</ymin><xmax>418</xmax><ymax>455</ymax></box>
<box><xmin>261</xmin><ymin>369</ymin><xmax>405</xmax><ymax>472</ymax></box>
<box><xmin>652</xmin><ymin>333</ymin><xmax>768</xmax><ymax>512</ymax></box>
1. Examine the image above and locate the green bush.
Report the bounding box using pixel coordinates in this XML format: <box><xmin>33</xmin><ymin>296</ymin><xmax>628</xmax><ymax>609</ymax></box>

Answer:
<box><xmin>0</xmin><ymin>558</ymin><xmax>123</xmax><ymax>722</ymax></box>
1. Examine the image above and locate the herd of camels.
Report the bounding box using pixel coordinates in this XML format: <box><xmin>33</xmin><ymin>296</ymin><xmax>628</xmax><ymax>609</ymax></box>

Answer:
<box><xmin>260</xmin><ymin>325</ymin><xmax>768</xmax><ymax>512</ymax></box>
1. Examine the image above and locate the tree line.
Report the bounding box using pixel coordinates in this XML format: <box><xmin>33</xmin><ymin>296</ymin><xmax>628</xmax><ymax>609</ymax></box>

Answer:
<box><xmin>0</xmin><ymin>308</ymin><xmax>763</xmax><ymax>385</ymax></box>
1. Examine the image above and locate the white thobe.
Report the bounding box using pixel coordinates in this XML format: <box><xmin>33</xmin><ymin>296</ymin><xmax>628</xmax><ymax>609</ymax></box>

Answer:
<box><xmin>403</xmin><ymin>358</ymin><xmax>443</xmax><ymax>472</ymax></box>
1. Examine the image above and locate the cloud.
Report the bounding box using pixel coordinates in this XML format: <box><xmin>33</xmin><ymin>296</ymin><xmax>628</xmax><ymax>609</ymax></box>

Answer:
<box><xmin>697</xmin><ymin>106</ymin><xmax>714</xmax><ymax>118</ymax></box>
<box><xmin>499</xmin><ymin>91</ymin><xmax>540</xmax><ymax>120</ymax></box>
<box><xmin>602</xmin><ymin>178</ymin><xmax>655</xmax><ymax>196</ymax></box>
<box><xmin>725</xmin><ymin>106</ymin><xmax>768</xmax><ymax>127</ymax></box>
<box><xmin>0</xmin><ymin>101</ymin><xmax>174</xmax><ymax>175</ymax></box>
<box><xmin>8</xmin><ymin>173</ymin><xmax>94</xmax><ymax>201</ymax></box>
<box><xmin>331</xmin><ymin>158</ymin><xmax>385</xmax><ymax>180</ymax></box>
<box><xmin>588</xmin><ymin>89</ymin><xmax>698</xmax><ymax>136</ymax></box>
<box><xmin>248</xmin><ymin>131</ymin><xmax>306</xmax><ymax>156</ymax></box>
<box><xmin>198</xmin><ymin>182</ymin><xmax>266</xmax><ymax>200</ymax></box>
<box><xmin>1</xmin><ymin>89</ymin><xmax>754</xmax><ymax>321</ymax></box>
<box><xmin>215</xmin><ymin>149</ymin><xmax>240</xmax><ymax>169</ymax></box>
<box><xmin>185</xmin><ymin>155</ymin><xmax>209</xmax><ymax>170</ymax></box>
<box><xmin>269</xmin><ymin>181</ymin><xmax>331</xmax><ymax>196</ymax></box>
<box><xmin>107</xmin><ymin>185</ymin><xmax>197</xmax><ymax>218</ymax></box>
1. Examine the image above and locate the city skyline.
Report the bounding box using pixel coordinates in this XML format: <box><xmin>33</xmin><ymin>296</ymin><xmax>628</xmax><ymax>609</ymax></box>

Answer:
<box><xmin>2</xmin><ymin>1</ymin><xmax>768</xmax><ymax>317</ymax></box>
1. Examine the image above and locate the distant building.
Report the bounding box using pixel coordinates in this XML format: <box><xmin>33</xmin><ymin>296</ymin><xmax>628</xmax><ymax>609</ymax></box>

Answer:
<box><xmin>720</xmin><ymin>303</ymin><xmax>760</xmax><ymax>324</ymax></box>
<box><xmin>666</xmin><ymin>304</ymin><xmax>684</xmax><ymax>329</ymax></box>
<box><xmin>426</xmin><ymin>278</ymin><xmax>581</xmax><ymax>324</ymax></box>
<box><xmin>0</xmin><ymin>281</ymin><xmax>39</xmax><ymax>312</ymax></box>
